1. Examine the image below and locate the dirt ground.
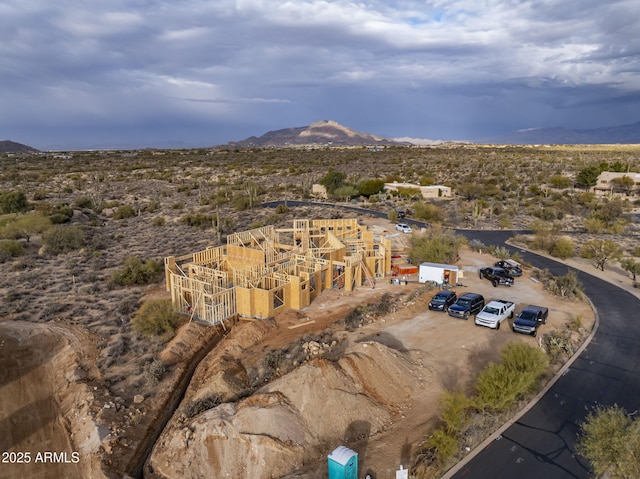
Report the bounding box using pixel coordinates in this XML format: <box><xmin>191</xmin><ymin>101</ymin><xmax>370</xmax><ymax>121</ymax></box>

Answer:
<box><xmin>2</xmin><ymin>216</ymin><xmax>636</xmax><ymax>479</ymax></box>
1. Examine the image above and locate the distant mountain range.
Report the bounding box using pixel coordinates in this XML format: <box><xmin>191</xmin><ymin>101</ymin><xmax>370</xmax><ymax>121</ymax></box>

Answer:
<box><xmin>3</xmin><ymin>120</ymin><xmax>640</xmax><ymax>152</ymax></box>
<box><xmin>227</xmin><ymin>120</ymin><xmax>411</xmax><ymax>147</ymax></box>
<box><xmin>491</xmin><ymin>121</ymin><xmax>640</xmax><ymax>144</ymax></box>
<box><xmin>0</xmin><ymin>140</ymin><xmax>39</xmax><ymax>153</ymax></box>
<box><xmin>228</xmin><ymin>120</ymin><xmax>640</xmax><ymax>147</ymax></box>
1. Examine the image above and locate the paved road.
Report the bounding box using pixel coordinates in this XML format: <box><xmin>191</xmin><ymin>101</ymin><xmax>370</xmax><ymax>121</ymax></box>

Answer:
<box><xmin>262</xmin><ymin>202</ymin><xmax>640</xmax><ymax>478</ymax></box>
<box><xmin>449</xmin><ymin>230</ymin><xmax>640</xmax><ymax>479</ymax></box>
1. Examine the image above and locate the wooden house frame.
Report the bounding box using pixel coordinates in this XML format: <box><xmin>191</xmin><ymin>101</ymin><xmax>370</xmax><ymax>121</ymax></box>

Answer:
<box><xmin>164</xmin><ymin>219</ymin><xmax>392</xmax><ymax>326</ymax></box>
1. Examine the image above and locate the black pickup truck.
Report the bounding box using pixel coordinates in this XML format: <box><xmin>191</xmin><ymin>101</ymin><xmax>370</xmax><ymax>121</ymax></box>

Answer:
<box><xmin>512</xmin><ymin>305</ymin><xmax>549</xmax><ymax>336</ymax></box>
<box><xmin>478</xmin><ymin>266</ymin><xmax>514</xmax><ymax>287</ymax></box>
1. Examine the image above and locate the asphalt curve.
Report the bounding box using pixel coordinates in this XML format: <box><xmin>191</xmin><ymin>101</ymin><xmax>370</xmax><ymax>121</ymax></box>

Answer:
<box><xmin>449</xmin><ymin>230</ymin><xmax>640</xmax><ymax>479</ymax></box>
<box><xmin>262</xmin><ymin>202</ymin><xmax>640</xmax><ymax>478</ymax></box>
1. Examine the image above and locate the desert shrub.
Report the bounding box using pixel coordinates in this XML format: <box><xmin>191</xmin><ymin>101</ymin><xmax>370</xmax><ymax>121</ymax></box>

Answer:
<box><xmin>261</xmin><ymin>348</ymin><xmax>288</xmax><ymax>377</ymax></box>
<box><xmin>549</xmin><ymin>174</ymin><xmax>572</xmax><ymax>188</ymax></box>
<box><xmin>550</xmin><ymin>236</ymin><xmax>575</xmax><ymax>259</ymax></box>
<box><xmin>73</xmin><ymin>197</ymin><xmax>93</xmax><ymax>209</ymax></box>
<box><xmin>180</xmin><ymin>212</ymin><xmax>213</xmax><ymax>229</ymax></box>
<box><xmin>152</xmin><ymin>216</ymin><xmax>166</xmax><ymax>227</ymax></box>
<box><xmin>474</xmin><ymin>344</ymin><xmax>547</xmax><ymax>411</ymax></box>
<box><xmin>583</xmin><ymin>217</ymin><xmax>605</xmax><ymax>234</ymax></box>
<box><xmin>233</xmin><ymin>194</ymin><xmax>251</xmax><ymax>211</ymax></box>
<box><xmin>413</xmin><ymin>202</ymin><xmax>445</xmax><ymax>223</ymax></box>
<box><xmin>576</xmin><ymin>404</ymin><xmax>640</xmax><ymax>479</ymax></box>
<box><xmin>0</xmin><ymin>239</ymin><xmax>24</xmax><ymax>262</ymax></box>
<box><xmin>535</xmin><ymin>269</ymin><xmax>584</xmax><ymax>299</ymax></box>
<box><xmin>500</xmin><ymin>343</ymin><xmax>548</xmax><ymax>378</ymax></box>
<box><xmin>49</xmin><ymin>205</ymin><xmax>74</xmax><ymax>224</ymax></box>
<box><xmin>113</xmin><ymin>205</ymin><xmax>136</xmax><ymax>219</ymax></box>
<box><xmin>2</xmin><ymin>213</ymin><xmax>51</xmax><ymax>242</ymax></box>
<box><xmin>132</xmin><ymin>298</ymin><xmax>182</xmax><ymax>340</ymax></box>
<box><xmin>424</xmin><ymin>428</ymin><xmax>458</xmax><ymax>466</ymax></box>
<box><xmin>488</xmin><ymin>245</ymin><xmax>511</xmax><ymax>259</ymax></box>
<box><xmin>468</xmin><ymin>239</ymin><xmax>487</xmax><ymax>253</ymax></box>
<box><xmin>409</xmin><ymin>229</ymin><xmax>463</xmax><ymax>265</ymax></box>
<box><xmin>474</xmin><ymin>363</ymin><xmax>529</xmax><ymax>411</ymax></box>
<box><xmin>145</xmin><ymin>358</ymin><xmax>167</xmax><ymax>385</ymax></box>
<box><xmin>111</xmin><ymin>256</ymin><xmax>162</xmax><ymax>286</ymax></box>
<box><xmin>275</xmin><ymin>204</ymin><xmax>290</xmax><ymax>214</ymax></box>
<box><xmin>341</xmin><ymin>305</ymin><xmax>367</xmax><ymax>331</ymax></box>
<box><xmin>371</xmin><ymin>292</ymin><xmax>395</xmax><ymax>315</ymax></box>
<box><xmin>568</xmin><ymin>313</ymin><xmax>584</xmax><ymax>333</ymax></box>
<box><xmin>183</xmin><ymin>394</ymin><xmax>221</xmax><ymax>418</ymax></box>
<box><xmin>439</xmin><ymin>391</ymin><xmax>471</xmax><ymax>435</ymax></box>
<box><xmin>42</xmin><ymin>225</ymin><xmax>84</xmax><ymax>255</ymax></box>
<box><xmin>0</xmin><ymin>190</ymin><xmax>28</xmax><ymax>214</ymax></box>
<box><xmin>542</xmin><ymin>331</ymin><xmax>575</xmax><ymax>363</ymax></box>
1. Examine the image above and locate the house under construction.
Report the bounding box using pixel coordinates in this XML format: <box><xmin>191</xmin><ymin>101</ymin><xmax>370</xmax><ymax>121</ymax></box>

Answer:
<box><xmin>164</xmin><ymin>218</ymin><xmax>392</xmax><ymax>326</ymax></box>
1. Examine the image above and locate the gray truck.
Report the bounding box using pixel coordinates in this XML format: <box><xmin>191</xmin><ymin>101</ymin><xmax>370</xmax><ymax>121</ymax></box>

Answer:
<box><xmin>512</xmin><ymin>305</ymin><xmax>549</xmax><ymax>336</ymax></box>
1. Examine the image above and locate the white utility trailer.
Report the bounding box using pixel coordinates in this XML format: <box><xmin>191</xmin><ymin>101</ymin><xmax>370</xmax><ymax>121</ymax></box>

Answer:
<box><xmin>418</xmin><ymin>262</ymin><xmax>460</xmax><ymax>285</ymax></box>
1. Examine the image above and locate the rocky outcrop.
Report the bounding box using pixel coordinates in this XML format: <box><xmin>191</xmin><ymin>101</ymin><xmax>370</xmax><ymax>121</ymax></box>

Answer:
<box><xmin>147</xmin><ymin>340</ymin><xmax>428</xmax><ymax>478</ymax></box>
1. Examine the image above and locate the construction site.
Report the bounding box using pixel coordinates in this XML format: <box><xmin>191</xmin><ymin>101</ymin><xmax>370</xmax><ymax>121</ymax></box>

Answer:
<box><xmin>164</xmin><ymin>218</ymin><xmax>393</xmax><ymax>325</ymax></box>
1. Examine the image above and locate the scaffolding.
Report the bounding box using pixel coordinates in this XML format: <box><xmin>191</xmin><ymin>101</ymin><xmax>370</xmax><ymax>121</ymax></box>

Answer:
<box><xmin>164</xmin><ymin>218</ymin><xmax>391</xmax><ymax>326</ymax></box>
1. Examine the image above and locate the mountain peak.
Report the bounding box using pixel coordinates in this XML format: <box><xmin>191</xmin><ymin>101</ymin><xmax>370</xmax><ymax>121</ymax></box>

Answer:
<box><xmin>229</xmin><ymin>121</ymin><xmax>407</xmax><ymax>147</ymax></box>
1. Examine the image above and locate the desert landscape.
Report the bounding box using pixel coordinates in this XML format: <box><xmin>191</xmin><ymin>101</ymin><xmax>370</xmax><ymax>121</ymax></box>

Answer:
<box><xmin>0</xmin><ymin>144</ymin><xmax>638</xmax><ymax>479</ymax></box>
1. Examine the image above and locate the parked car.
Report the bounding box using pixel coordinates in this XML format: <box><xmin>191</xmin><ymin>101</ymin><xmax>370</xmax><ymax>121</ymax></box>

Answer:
<box><xmin>475</xmin><ymin>299</ymin><xmax>515</xmax><ymax>329</ymax></box>
<box><xmin>396</xmin><ymin>223</ymin><xmax>412</xmax><ymax>233</ymax></box>
<box><xmin>512</xmin><ymin>305</ymin><xmax>549</xmax><ymax>336</ymax></box>
<box><xmin>447</xmin><ymin>292</ymin><xmax>485</xmax><ymax>320</ymax></box>
<box><xmin>428</xmin><ymin>290</ymin><xmax>457</xmax><ymax>312</ymax></box>
<box><xmin>494</xmin><ymin>259</ymin><xmax>523</xmax><ymax>277</ymax></box>
<box><xmin>479</xmin><ymin>267</ymin><xmax>514</xmax><ymax>287</ymax></box>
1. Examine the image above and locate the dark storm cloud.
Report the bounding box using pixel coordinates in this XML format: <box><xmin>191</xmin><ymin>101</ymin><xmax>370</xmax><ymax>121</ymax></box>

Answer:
<box><xmin>1</xmin><ymin>0</ymin><xmax>639</xmax><ymax>149</ymax></box>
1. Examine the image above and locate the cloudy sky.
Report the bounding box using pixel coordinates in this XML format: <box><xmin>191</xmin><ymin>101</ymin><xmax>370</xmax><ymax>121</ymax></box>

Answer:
<box><xmin>2</xmin><ymin>0</ymin><xmax>639</xmax><ymax>150</ymax></box>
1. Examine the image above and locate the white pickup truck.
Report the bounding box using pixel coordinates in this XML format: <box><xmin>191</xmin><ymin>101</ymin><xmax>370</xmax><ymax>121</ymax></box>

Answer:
<box><xmin>474</xmin><ymin>299</ymin><xmax>515</xmax><ymax>329</ymax></box>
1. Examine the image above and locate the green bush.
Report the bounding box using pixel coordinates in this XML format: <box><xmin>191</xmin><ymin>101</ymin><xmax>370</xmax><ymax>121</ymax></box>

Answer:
<box><xmin>0</xmin><ymin>191</ymin><xmax>28</xmax><ymax>214</ymax></box>
<box><xmin>73</xmin><ymin>197</ymin><xmax>93</xmax><ymax>209</ymax></box>
<box><xmin>0</xmin><ymin>240</ymin><xmax>24</xmax><ymax>262</ymax></box>
<box><xmin>132</xmin><ymin>298</ymin><xmax>182</xmax><ymax>340</ymax></box>
<box><xmin>425</xmin><ymin>428</ymin><xmax>458</xmax><ymax>465</ymax></box>
<box><xmin>409</xmin><ymin>229</ymin><xmax>463</xmax><ymax>264</ymax></box>
<box><xmin>180</xmin><ymin>212</ymin><xmax>213</xmax><ymax>229</ymax></box>
<box><xmin>111</xmin><ymin>256</ymin><xmax>162</xmax><ymax>286</ymax></box>
<box><xmin>113</xmin><ymin>205</ymin><xmax>136</xmax><ymax>219</ymax></box>
<box><xmin>474</xmin><ymin>344</ymin><xmax>547</xmax><ymax>411</ymax></box>
<box><xmin>439</xmin><ymin>391</ymin><xmax>470</xmax><ymax>435</ymax></box>
<box><xmin>49</xmin><ymin>205</ymin><xmax>74</xmax><ymax>224</ymax></box>
<box><xmin>42</xmin><ymin>226</ymin><xmax>84</xmax><ymax>255</ymax></box>
<box><xmin>550</xmin><ymin>237</ymin><xmax>575</xmax><ymax>259</ymax></box>
<box><xmin>577</xmin><ymin>405</ymin><xmax>640</xmax><ymax>479</ymax></box>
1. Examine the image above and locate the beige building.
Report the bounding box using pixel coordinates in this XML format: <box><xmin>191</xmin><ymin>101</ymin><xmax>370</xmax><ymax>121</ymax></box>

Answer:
<box><xmin>384</xmin><ymin>182</ymin><xmax>452</xmax><ymax>199</ymax></box>
<box><xmin>311</xmin><ymin>183</ymin><xmax>328</xmax><ymax>199</ymax></box>
<box><xmin>164</xmin><ymin>219</ymin><xmax>392</xmax><ymax>326</ymax></box>
<box><xmin>594</xmin><ymin>171</ymin><xmax>640</xmax><ymax>196</ymax></box>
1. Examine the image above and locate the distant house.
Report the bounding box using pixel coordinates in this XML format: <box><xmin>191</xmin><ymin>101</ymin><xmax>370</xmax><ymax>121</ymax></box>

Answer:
<box><xmin>594</xmin><ymin>171</ymin><xmax>640</xmax><ymax>196</ymax></box>
<box><xmin>311</xmin><ymin>183</ymin><xmax>328</xmax><ymax>199</ymax></box>
<box><xmin>384</xmin><ymin>182</ymin><xmax>452</xmax><ymax>199</ymax></box>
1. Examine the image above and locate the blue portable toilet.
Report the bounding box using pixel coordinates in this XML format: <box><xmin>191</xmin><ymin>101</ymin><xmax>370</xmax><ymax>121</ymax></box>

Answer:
<box><xmin>327</xmin><ymin>445</ymin><xmax>358</xmax><ymax>479</ymax></box>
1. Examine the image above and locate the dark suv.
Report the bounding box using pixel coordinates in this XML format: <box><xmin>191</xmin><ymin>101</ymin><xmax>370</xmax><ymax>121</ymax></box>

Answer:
<box><xmin>447</xmin><ymin>292</ymin><xmax>485</xmax><ymax>319</ymax></box>
<box><xmin>428</xmin><ymin>290</ymin><xmax>457</xmax><ymax>312</ymax></box>
<box><xmin>479</xmin><ymin>267</ymin><xmax>514</xmax><ymax>287</ymax></box>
